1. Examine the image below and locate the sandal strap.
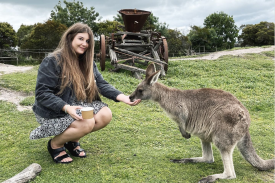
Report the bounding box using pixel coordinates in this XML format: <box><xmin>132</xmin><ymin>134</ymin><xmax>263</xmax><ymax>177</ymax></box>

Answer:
<box><xmin>64</xmin><ymin>141</ymin><xmax>86</xmax><ymax>157</ymax></box>
<box><xmin>75</xmin><ymin>148</ymin><xmax>85</xmax><ymax>153</ymax></box>
<box><xmin>71</xmin><ymin>141</ymin><xmax>80</xmax><ymax>148</ymax></box>
<box><xmin>54</xmin><ymin>153</ymin><xmax>70</xmax><ymax>163</ymax></box>
<box><xmin>51</xmin><ymin>146</ymin><xmax>66</xmax><ymax>158</ymax></box>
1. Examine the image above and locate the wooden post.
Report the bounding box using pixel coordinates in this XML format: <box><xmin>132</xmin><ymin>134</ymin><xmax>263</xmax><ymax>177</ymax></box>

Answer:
<box><xmin>3</xmin><ymin>163</ymin><xmax>42</xmax><ymax>183</ymax></box>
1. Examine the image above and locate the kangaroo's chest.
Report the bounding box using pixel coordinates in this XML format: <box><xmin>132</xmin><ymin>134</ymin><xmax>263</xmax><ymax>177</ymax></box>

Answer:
<box><xmin>161</xmin><ymin>102</ymin><xmax>189</xmax><ymax>126</ymax></box>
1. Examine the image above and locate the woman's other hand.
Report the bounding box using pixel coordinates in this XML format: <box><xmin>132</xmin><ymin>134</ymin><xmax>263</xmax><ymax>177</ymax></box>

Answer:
<box><xmin>63</xmin><ymin>105</ymin><xmax>83</xmax><ymax>120</ymax></box>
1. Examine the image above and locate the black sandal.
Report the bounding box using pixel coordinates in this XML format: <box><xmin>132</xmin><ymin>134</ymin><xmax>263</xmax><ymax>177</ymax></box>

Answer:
<box><xmin>64</xmin><ymin>141</ymin><xmax>86</xmax><ymax>158</ymax></box>
<box><xmin>47</xmin><ymin>139</ymin><xmax>72</xmax><ymax>164</ymax></box>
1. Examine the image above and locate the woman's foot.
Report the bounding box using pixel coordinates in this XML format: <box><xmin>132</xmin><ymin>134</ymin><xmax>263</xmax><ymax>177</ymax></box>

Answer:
<box><xmin>48</xmin><ymin>139</ymin><xmax>73</xmax><ymax>163</ymax></box>
<box><xmin>65</xmin><ymin>141</ymin><xmax>86</xmax><ymax>158</ymax></box>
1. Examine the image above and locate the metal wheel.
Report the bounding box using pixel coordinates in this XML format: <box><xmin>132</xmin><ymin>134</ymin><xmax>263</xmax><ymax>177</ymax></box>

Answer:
<box><xmin>100</xmin><ymin>35</ymin><xmax>106</xmax><ymax>71</ymax></box>
<box><xmin>160</xmin><ymin>36</ymin><xmax>168</xmax><ymax>73</ymax></box>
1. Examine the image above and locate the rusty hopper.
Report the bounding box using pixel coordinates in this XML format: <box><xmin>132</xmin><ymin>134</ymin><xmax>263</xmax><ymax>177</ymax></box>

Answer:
<box><xmin>119</xmin><ymin>9</ymin><xmax>151</xmax><ymax>32</ymax></box>
<box><xmin>98</xmin><ymin>9</ymin><xmax>168</xmax><ymax>79</ymax></box>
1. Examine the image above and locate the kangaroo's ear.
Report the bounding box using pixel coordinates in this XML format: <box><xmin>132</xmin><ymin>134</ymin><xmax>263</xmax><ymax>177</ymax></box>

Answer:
<box><xmin>145</xmin><ymin>63</ymin><xmax>156</xmax><ymax>79</ymax></box>
<box><xmin>146</xmin><ymin>70</ymin><xmax>160</xmax><ymax>85</ymax></box>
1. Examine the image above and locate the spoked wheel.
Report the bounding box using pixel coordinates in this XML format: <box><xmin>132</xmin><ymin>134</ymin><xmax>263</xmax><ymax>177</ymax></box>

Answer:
<box><xmin>99</xmin><ymin>35</ymin><xmax>106</xmax><ymax>71</ymax></box>
<box><xmin>160</xmin><ymin>36</ymin><xmax>168</xmax><ymax>73</ymax></box>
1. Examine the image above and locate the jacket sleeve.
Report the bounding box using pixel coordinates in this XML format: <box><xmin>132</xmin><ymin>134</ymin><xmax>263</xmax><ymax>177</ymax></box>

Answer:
<box><xmin>93</xmin><ymin>61</ymin><xmax>122</xmax><ymax>102</ymax></box>
<box><xmin>35</xmin><ymin>56</ymin><xmax>67</xmax><ymax>113</ymax></box>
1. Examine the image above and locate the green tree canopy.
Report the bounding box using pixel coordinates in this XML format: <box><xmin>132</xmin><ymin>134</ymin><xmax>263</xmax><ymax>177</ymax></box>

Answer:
<box><xmin>203</xmin><ymin>11</ymin><xmax>238</xmax><ymax>49</ymax></box>
<box><xmin>0</xmin><ymin>22</ymin><xmax>18</xmax><ymax>49</ymax></box>
<box><xmin>238</xmin><ymin>22</ymin><xmax>274</xmax><ymax>46</ymax></box>
<box><xmin>97</xmin><ymin>20</ymin><xmax>124</xmax><ymax>36</ymax></box>
<box><xmin>20</xmin><ymin>20</ymin><xmax>67</xmax><ymax>50</ymax></box>
<box><xmin>187</xmin><ymin>25</ymin><xmax>218</xmax><ymax>51</ymax></box>
<box><xmin>50</xmin><ymin>0</ymin><xmax>100</xmax><ymax>34</ymax></box>
<box><xmin>166</xmin><ymin>29</ymin><xmax>191</xmax><ymax>55</ymax></box>
<box><xmin>17</xmin><ymin>24</ymin><xmax>35</xmax><ymax>47</ymax></box>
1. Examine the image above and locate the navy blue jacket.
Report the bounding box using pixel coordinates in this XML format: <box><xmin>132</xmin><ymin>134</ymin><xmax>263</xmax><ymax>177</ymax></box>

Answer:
<box><xmin>32</xmin><ymin>55</ymin><xmax>122</xmax><ymax>119</ymax></box>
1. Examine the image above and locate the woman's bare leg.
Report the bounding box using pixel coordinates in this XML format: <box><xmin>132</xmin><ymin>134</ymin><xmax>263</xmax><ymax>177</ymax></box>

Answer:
<box><xmin>50</xmin><ymin>106</ymin><xmax>112</xmax><ymax>162</ymax></box>
<box><xmin>92</xmin><ymin>106</ymin><xmax>112</xmax><ymax>132</ymax></box>
<box><xmin>51</xmin><ymin>118</ymin><xmax>95</xmax><ymax>162</ymax></box>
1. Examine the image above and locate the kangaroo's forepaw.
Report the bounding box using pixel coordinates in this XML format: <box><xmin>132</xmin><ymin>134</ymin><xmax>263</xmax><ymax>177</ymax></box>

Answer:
<box><xmin>183</xmin><ymin>133</ymin><xmax>191</xmax><ymax>139</ymax></box>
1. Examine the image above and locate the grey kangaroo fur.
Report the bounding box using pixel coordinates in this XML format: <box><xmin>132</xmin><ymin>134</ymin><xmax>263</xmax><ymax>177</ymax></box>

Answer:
<box><xmin>129</xmin><ymin>63</ymin><xmax>274</xmax><ymax>183</ymax></box>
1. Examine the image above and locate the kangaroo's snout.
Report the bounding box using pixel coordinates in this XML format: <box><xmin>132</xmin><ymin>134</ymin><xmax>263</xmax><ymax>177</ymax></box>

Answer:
<box><xmin>129</xmin><ymin>95</ymin><xmax>134</xmax><ymax>102</ymax></box>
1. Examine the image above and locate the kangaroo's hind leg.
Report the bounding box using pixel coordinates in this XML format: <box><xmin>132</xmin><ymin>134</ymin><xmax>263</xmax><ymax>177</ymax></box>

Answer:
<box><xmin>199</xmin><ymin>144</ymin><xmax>237</xmax><ymax>183</ymax></box>
<box><xmin>171</xmin><ymin>140</ymin><xmax>214</xmax><ymax>163</ymax></box>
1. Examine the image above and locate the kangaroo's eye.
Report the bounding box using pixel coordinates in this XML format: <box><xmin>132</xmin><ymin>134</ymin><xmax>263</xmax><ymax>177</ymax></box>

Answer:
<box><xmin>138</xmin><ymin>89</ymin><xmax>143</xmax><ymax>93</ymax></box>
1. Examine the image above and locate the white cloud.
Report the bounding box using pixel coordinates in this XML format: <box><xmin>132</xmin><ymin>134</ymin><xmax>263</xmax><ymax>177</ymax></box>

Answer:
<box><xmin>0</xmin><ymin>0</ymin><xmax>274</xmax><ymax>32</ymax></box>
<box><xmin>0</xmin><ymin>3</ymin><xmax>51</xmax><ymax>31</ymax></box>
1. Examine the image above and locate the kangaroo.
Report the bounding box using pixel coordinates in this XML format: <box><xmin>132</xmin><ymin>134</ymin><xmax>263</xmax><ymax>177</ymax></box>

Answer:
<box><xmin>129</xmin><ymin>63</ymin><xmax>274</xmax><ymax>183</ymax></box>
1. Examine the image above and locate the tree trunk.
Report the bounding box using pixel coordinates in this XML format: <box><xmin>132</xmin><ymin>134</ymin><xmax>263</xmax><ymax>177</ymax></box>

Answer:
<box><xmin>3</xmin><ymin>163</ymin><xmax>42</xmax><ymax>183</ymax></box>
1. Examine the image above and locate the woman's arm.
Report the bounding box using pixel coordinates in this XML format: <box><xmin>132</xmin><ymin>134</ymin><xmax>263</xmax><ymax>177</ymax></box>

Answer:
<box><xmin>35</xmin><ymin>56</ymin><xmax>67</xmax><ymax>113</ymax></box>
<box><xmin>93</xmin><ymin>62</ymin><xmax>122</xmax><ymax>101</ymax></box>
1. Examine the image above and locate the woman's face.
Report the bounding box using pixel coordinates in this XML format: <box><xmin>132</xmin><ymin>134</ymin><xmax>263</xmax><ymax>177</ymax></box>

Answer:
<box><xmin>71</xmin><ymin>33</ymin><xmax>90</xmax><ymax>55</ymax></box>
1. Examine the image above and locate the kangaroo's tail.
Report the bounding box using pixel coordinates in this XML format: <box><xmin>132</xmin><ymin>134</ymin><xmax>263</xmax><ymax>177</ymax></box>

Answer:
<box><xmin>237</xmin><ymin>132</ymin><xmax>274</xmax><ymax>170</ymax></box>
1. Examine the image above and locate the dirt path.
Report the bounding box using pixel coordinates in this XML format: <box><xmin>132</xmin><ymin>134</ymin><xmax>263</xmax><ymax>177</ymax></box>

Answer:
<box><xmin>169</xmin><ymin>46</ymin><xmax>275</xmax><ymax>60</ymax></box>
<box><xmin>0</xmin><ymin>87</ymin><xmax>32</xmax><ymax>111</ymax></box>
<box><xmin>0</xmin><ymin>46</ymin><xmax>274</xmax><ymax>111</ymax></box>
<box><xmin>0</xmin><ymin>63</ymin><xmax>33</xmax><ymax>75</ymax></box>
<box><xmin>0</xmin><ymin>64</ymin><xmax>34</xmax><ymax>111</ymax></box>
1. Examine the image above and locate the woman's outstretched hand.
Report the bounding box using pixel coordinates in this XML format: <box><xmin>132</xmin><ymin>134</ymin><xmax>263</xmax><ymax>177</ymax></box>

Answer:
<box><xmin>63</xmin><ymin>105</ymin><xmax>83</xmax><ymax>120</ymax></box>
<box><xmin>116</xmin><ymin>94</ymin><xmax>141</xmax><ymax>106</ymax></box>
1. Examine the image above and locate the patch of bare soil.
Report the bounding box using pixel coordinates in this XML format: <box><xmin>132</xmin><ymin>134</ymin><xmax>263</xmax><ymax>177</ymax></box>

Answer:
<box><xmin>0</xmin><ymin>63</ymin><xmax>34</xmax><ymax>111</ymax></box>
<box><xmin>0</xmin><ymin>87</ymin><xmax>32</xmax><ymax>111</ymax></box>
<box><xmin>0</xmin><ymin>63</ymin><xmax>33</xmax><ymax>75</ymax></box>
<box><xmin>170</xmin><ymin>46</ymin><xmax>275</xmax><ymax>60</ymax></box>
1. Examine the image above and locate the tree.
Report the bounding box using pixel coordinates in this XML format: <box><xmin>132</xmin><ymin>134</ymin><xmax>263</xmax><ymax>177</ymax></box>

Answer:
<box><xmin>187</xmin><ymin>25</ymin><xmax>218</xmax><ymax>51</ymax></box>
<box><xmin>166</xmin><ymin>29</ymin><xmax>191</xmax><ymax>56</ymax></box>
<box><xmin>97</xmin><ymin>20</ymin><xmax>124</xmax><ymax>36</ymax></box>
<box><xmin>203</xmin><ymin>11</ymin><xmax>238</xmax><ymax>49</ymax></box>
<box><xmin>50</xmin><ymin>0</ymin><xmax>100</xmax><ymax>34</ymax></box>
<box><xmin>0</xmin><ymin>22</ymin><xmax>18</xmax><ymax>49</ymax></box>
<box><xmin>17</xmin><ymin>24</ymin><xmax>35</xmax><ymax>47</ymax></box>
<box><xmin>20</xmin><ymin>20</ymin><xmax>67</xmax><ymax>50</ymax></box>
<box><xmin>238</xmin><ymin>22</ymin><xmax>274</xmax><ymax>46</ymax></box>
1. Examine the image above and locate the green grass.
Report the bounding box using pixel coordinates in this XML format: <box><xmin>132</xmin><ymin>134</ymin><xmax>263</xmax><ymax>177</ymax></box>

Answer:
<box><xmin>0</xmin><ymin>50</ymin><xmax>274</xmax><ymax>183</ymax></box>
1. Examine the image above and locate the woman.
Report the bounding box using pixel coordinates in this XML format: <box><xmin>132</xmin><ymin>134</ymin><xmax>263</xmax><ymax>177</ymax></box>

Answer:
<box><xmin>30</xmin><ymin>23</ymin><xmax>141</xmax><ymax>164</ymax></box>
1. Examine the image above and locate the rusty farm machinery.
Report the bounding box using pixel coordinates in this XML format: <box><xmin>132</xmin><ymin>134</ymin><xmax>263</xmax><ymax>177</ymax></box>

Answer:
<box><xmin>98</xmin><ymin>9</ymin><xmax>168</xmax><ymax>79</ymax></box>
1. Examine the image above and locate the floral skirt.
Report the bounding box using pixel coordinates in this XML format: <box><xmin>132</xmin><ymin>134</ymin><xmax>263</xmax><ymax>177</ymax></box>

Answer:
<box><xmin>29</xmin><ymin>100</ymin><xmax>107</xmax><ymax>140</ymax></box>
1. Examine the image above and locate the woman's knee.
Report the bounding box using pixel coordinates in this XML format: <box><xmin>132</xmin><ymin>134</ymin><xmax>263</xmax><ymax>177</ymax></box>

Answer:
<box><xmin>95</xmin><ymin>107</ymin><xmax>112</xmax><ymax>125</ymax></box>
<box><xmin>70</xmin><ymin>118</ymin><xmax>95</xmax><ymax>134</ymax></box>
<box><xmin>83</xmin><ymin>118</ymin><xmax>95</xmax><ymax>133</ymax></box>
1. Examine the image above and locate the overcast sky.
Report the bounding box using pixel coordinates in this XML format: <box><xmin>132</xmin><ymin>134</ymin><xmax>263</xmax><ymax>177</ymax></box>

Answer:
<box><xmin>0</xmin><ymin>0</ymin><xmax>274</xmax><ymax>34</ymax></box>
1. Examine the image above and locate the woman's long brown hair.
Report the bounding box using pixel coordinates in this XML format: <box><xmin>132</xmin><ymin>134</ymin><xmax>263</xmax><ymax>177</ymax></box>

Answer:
<box><xmin>53</xmin><ymin>23</ymin><xmax>98</xmax><ymax>102</ymax></box>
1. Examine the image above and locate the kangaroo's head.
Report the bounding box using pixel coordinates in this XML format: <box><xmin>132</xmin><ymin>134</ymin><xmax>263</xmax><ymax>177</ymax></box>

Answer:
<box><xmin>129</xmin><ymin>63</ymin><xmax>160</xmax><ymax>102</ymax></box>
